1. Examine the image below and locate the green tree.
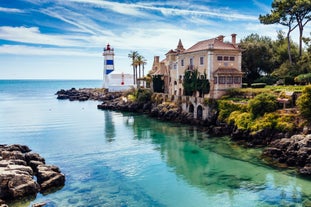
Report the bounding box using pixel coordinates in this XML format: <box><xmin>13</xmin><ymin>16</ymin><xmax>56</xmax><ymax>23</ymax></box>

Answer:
<box><xmin>291</xmin><ymin>0</ymin><xmax>311</xmax><ymax>57</ymax></box>
<box><xmin>240</xmin><ymin>34</ymin><xmax>275</xmax><ymax>84</ymax></box>
<box><xmin>259</xmin><ymin>0</ymin><xmax>297</xmax><ymax>64</ymax></box>
<box><xmin>297</xmin><ymin>85</ymin><xmax>311</xmax><ymax>123</ymax></box>
<box><xmin>183</xmin><ymin>68</ymin><xmax>210</xmax><ymax>97</ymax></box>
<box><xmin>259</xmin><ymin>0</ymin><xmax>311</xmax><ymax>60</ymax></box>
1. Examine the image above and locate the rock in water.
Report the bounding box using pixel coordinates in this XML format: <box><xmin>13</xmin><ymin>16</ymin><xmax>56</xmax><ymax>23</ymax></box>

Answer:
<box><xmin>0</xmin><ymin>144</ymin><xmax>65</xmax><ymax>205</ymax></box>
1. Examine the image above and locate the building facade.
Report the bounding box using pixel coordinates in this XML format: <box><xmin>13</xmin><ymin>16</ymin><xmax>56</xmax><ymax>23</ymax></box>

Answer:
<box><xmin>150</xmin><ymin>34</ymin><xmax>243</xmax><ymax>99</ymax></box>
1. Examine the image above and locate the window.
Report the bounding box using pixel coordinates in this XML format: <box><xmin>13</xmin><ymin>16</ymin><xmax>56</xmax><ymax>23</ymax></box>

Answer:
<box><xmin>234</xmin><ymin>76</ymin><xmax>241</xmax><ymax>84</ymax></box>
<box><xmin>217</xmin><ymin>56</ymin><xmax>223</xmax><ymax>61</ymax></box>
<box><xmin>224</xmin><ymin>56</ymin><xmax>229</xmax><ymax>61</ymax></box>
<box><xmin>227</xmin><ymin>76</ymin><xmax>233</xmax><ymax>84</ymax></box>
<box><xmin>219</xmin><ymin>76</ymin><xmax>226</xmax><ymax>84</ymax></box>
<box><xmin>200</xmin><ymin>57</ymin><xmax>204</xmax><ymax>65</ymax></box>
<box><xmin>181</xmin><ymin>59</ymin><xmax>184</xmax><ymax>66</ymax></box>
<box><xmin>230</xmin><ymin>56</ymin><xmax>235</xmax><ymax>61</ymax></box>
<box><xmin>190</xmin><ymin>58</ymin><xmax>193</xmax><ymax>66</ymax></box>
<box><xmin>214</xmin><ymin>77</ymin><xmax>217</xmax><ymax>84</ymax></box>
<box><xmin>174</xmin><ymin>64</ymin><xmax>177</xmax><ymax>69</ymax></box>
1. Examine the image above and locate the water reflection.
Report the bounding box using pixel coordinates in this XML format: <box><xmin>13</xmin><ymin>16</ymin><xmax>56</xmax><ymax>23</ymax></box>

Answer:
<box><xmin>124</xmin><ymin>113</ymin><xmax>311</xmax><ymax>206</ymax></box>
<box><xmin>104</xmin><ymin>110</ymin><xmax>115</xmax><ymax>142</ymax></box>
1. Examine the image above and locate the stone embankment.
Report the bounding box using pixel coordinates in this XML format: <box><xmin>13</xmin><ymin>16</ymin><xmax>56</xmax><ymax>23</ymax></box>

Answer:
<box><xmin>0</xmin><ymin>144</ymin><xmax>65</xmax><ymax>206</ymax></box>
<box><xmin>56</xmin><ymin>88</ymin><xmax>311</xmax><ymax>178</ymax></box>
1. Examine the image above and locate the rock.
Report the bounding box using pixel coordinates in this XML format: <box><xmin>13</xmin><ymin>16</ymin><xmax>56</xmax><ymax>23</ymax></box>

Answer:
<box><xmin>0</xmin><ymin>144</ymin><xmax>65</xmax><ymax>204</ymax></box>
<box><xmin>37</xmin><ymin>165</ymin><xmax>65</xmax><ymax>192</ymax></box>
<box><xmin>8</xmin><ymin>173</ymin><xmax>40</xmax><ymax>199</ymax></box>
<box><xmin>263</xmin><ymin>134</ymin><xmax>311</xmax><ymax>177</ymax></box>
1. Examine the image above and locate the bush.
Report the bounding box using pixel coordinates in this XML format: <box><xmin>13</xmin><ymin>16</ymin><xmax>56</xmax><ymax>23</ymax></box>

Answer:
<box><xmin>136</xmin><ymin>88</ymin><xmax>152</xmax><ymax>103</ymax></box>
<box><xmin>254</xmin><ymin>76</ymin><xmax>278</xmax><ymax>85</ymax></box>
<box><xmin>249</xmin><ymin>113</ymin><xmax>277</xmax><ymax>132</ymax></box>
<box><xmin>232</xmin><ymin>112</ymin><xmax>253</xmax><ymax>130</ymax></box>
<box><xmin>296</xmin><ymin>85</ymin><xmax>311</xmax><ymax>123</ymax></box>
<box><xmin>295</xmin><ymin>73</ymin><xmax>311</xmax><ymax>85</ymax></box>
<box><xmin>248</xmin><ymin>93</ymin><xmax>277</xmax><ymax>118</ymax></box>
<box><xmin>251</xmin><ymin>83</ymin><xmax>266</xmax><ymax>88</ymax></box>
<box><xmin>217</xmin><ymin>100</ymin><xmax>247</xmax><ymax>122</ymax></box>
<box><xmin>275</xmin><ymin>115</ymin><xmax>296</xmax><ymax>132</ymax></box>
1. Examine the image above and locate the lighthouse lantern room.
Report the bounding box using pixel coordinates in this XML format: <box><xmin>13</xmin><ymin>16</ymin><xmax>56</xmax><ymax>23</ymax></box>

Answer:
<box><xmin>103</xmin><ymin>43</ymin><xmax>114</xmax><ymax>88</ymax></box>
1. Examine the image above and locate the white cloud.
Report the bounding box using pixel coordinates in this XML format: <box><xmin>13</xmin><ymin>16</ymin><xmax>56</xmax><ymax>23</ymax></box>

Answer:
<box><xmin>0</xmin><ymin>26</ymin><xmax>89</xmax><ymax>47</ymax></box>
<box><xmin>67</xmin><ymin>0</ymin><xmax>258</xmax><ymax>21</ymax></box>
<box><xmin>68</xmin><ymin>0</ymin><xmax>148</xmax><ymax>17</ymax></box>
<box><xmin>0</xmin><ymin>7</ymin><xmax>24</xmax><ymax>13</ymax></box>
<box><xmin>0</xmin><ymin>45</ymin><xmax>97</xmax><ymax>56</ymax></box>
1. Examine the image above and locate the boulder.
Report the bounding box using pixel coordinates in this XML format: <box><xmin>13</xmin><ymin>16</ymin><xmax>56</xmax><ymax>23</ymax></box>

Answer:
<box><xmin>263</xmin><ymin>134</ymin><xmax>311</xmax><ymax>177</ymax></box>
<box><xmin>0</xmin><ymin>144</ymin><xmax>65</xmax><ymax>205</ymax></box>
<box><xmin>37</xmin><ymin>165</ymin><xmax>65</xmax><ymax>192</ymax></box>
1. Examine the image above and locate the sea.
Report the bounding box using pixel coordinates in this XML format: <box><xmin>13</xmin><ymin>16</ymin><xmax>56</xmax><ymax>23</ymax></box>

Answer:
<box><xmin>0</xmin><ymin>79</ymin><xmax>310</xmax><ymax>207</ymax></box>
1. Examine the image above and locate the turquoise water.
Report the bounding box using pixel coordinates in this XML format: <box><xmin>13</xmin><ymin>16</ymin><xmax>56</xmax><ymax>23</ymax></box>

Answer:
<box><xmin>0</xmin><ymin>80</ymin><xmax>310</xmax><ymax>207</ymax></box>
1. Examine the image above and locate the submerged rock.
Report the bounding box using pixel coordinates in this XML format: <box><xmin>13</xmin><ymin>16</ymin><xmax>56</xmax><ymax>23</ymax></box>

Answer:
<box><xmin>0</xmin><ymin>144</ymin><xmax>65</xmax><ymax>205</ymax></box>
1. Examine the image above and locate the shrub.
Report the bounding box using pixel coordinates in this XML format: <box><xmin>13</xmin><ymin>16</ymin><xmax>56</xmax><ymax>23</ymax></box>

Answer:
<box><xmin>233</xmin><ymin>112</ymin><xmax>253</xmax><ymax>130</ymax></box>
<box><xmin>251</xmin><ymin>83</ymin><xmax>266</xmax><ymax>88</ymax></box>
<box><xmin>127</xmin><ymin>94</ymin><xmax>136</xmax><ymax>102</ymax></box>
<box><xmin>275</xmin><ymin>115</ymin><xmax>296</xmax><ymax>132</ymax></box>
<box><xmin>217</xmin><ymin>100</ymin><xmax>247</xmax><ymax>122</ymax></box>
<box><xmin>254</xmin><ymin>76</ymin><xmax>278</xmax><ymax>85</ymax></box>
<box><xmin>249</xmin><ymin>113</ymin><xmax>277</xmax><ymax>132</ymax></box>
<box><xmin>295</xmin><ymin>73</ymin><xmax>311</xmax><ymax>85</ymax></box>
<box><xmin>248</xmin><ymin>93</ymin><xmax>277</xmax><ymax>118</ymax></box>
<box><xmin>296</xmin><ymin>85</ymin><xmax>311</xmax><ymax>123</ymax></box>
<box><xmin>136</xmin><ymin>88</ymin><xmax>152</xmax><ymax>103</ymax></box>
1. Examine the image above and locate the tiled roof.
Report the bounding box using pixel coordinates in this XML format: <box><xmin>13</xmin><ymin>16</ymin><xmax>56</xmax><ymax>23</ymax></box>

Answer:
<box><xmin>184</xmin><ymin>38</ymin><xmax>239</xmax><ymax>53</ymax></box>
<box><xmin>213</xmin><ymin>67</ymin><xmax>243</xmax><ymax>75</ymax></box>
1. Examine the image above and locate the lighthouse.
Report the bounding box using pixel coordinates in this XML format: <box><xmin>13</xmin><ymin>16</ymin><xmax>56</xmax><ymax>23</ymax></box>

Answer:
<box><xmin>103</xmin><ymin>43</ymin><xmax>114</xmax><ymax>88</ymax></box>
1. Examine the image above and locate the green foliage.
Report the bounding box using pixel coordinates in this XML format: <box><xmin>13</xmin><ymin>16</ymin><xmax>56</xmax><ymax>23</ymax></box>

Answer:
<box><xmin>254</xmin><ymin>76</ymin><xmax>278</xmax><ymax>85</ymax></box>
<box><xmin>228</xmin><ymin>112</ymin><xmax>252</xmax><ymax>131</ymax></box>
<box><xmin>136</xmin><ymin>88</ymin><xmax>152</xmax><ymax>103</ymax></box>
<box><xmin>240</xmin><ymin>34</ymin><xmax>275</xmax><ymax>84</ymax></box>
<box><xmin>250</xmin><ymin>113</ymin><xmax>278</xmax><ymax>132</ymax></box>
<box><xmin>275</xmin><ymin>115</ymin><xmax>296</xmax><ymax>132</ymax></box>
<box><xmin>183</xmin><ymin>69</ymin><xmax>210</xmax><ymax>97</ymax></box>
<box><xmin>248</xmin><ymin>93</ymin><xmax>278</xmax><ymax>118</ymax></box>
<box><xmin>251</xmin><ymin>83</ymin><xmax>266</xmax><ymax>88</ymax></box>
<box><xmin>295</xmin><ymin>73</ymin><xmax>311</xmax><ymax>84</ymax></box>
<box><xmin>297</xmin><ymin>85</ymin><xmax>311</xmax><ymax>122</ymax></box>
<box><xmin>152</xmin><ymin>75</ymin><xmax>164</xmax><ymax>93</ymax></box>
<box><xmin>217</xmin><ymin>100</ymin><xmax>247</xmax><ymax>122</ymax></box>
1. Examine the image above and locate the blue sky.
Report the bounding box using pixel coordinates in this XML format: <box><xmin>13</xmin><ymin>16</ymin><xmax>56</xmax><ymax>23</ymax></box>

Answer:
<box><xmin>0</xmin><ymin>0</ymin><xmax>292</xmax><ymax>79</ymax></box>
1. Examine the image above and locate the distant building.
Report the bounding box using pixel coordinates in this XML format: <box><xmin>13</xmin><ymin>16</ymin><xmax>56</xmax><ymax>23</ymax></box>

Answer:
<box><xmin>150</xmin><ymin>34</ymin><xmax>243</xmax><ymax>99</ymax></box>
<box><xmin>102</xmin><ymin>43</ymin><xmax>133</xmax><ymax>92</ymax></box>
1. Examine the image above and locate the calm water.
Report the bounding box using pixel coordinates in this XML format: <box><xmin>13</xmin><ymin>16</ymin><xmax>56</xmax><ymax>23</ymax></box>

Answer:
<box><xmin>0</xmin><ymin>80</ymin><xmax>310</xmax><ymax>207</ymax></box>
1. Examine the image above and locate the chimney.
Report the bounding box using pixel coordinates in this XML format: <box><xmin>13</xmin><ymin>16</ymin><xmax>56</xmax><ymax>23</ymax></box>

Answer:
<box><xmin>154</xmin><ymin>56</ymin><xmax>160</xmax><ymax>64</ymax></box>
<box><xmin>217</xmin><ymin>35</ymin><xmax>225</xmax><ymax>42</ymax></box>
<box><xmin>231</xmin><ymin>33</ymin><xmax>237</xmax><ymax>45</ymax></box>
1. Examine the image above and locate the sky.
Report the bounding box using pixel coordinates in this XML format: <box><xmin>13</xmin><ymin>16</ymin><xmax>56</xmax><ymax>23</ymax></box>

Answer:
<box><xmin>0</xmin><ymin>0</ymin><xmax>302</xmax><ymax>80</ymax></box>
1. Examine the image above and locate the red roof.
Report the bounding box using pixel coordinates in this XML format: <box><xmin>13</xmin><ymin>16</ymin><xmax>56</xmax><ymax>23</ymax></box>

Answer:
<box><xmin>184</xmin><ymin>38</ymin><xmax>239</xmax><ymax>53</ymax></box>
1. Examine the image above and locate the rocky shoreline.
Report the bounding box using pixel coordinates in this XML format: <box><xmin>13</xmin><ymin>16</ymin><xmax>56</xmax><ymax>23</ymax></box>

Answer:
<box><xmin>56</xmin><ymin>88</ymin><xmax>311</xmax><ymax>178</ymax></box>
<box><xmin>0</xmin><ymin>144</ymin><xmax>65</xmax><ymax>206</ymax></box>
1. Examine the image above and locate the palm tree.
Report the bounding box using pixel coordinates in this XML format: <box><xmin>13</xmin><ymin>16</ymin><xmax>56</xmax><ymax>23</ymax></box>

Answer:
<box><xmin>128</xmin><ymin>51</ymin><xmax>139</xmax><ymax>85</ymax></box>
<box><xmin>136</xmin><ymin>55</ymin><xmax>143</xmax><ymax>79</ymax></box>
<box><xmin>141</xmin><ymin>57</ymin><xmax>147</xmax><ymax>87</ymax></box>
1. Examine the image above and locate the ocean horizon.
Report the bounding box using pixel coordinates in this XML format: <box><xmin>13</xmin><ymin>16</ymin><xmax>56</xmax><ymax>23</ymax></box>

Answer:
<box><xmin>0</xmin><ymin>79</ymin><xmax>310</xmax><ymax>207</ymax></box>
